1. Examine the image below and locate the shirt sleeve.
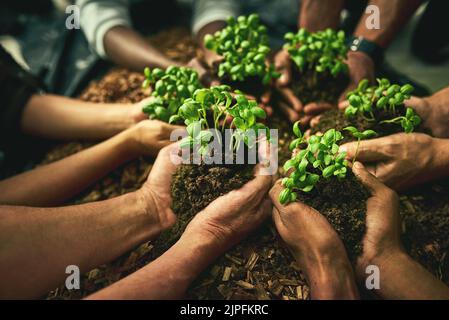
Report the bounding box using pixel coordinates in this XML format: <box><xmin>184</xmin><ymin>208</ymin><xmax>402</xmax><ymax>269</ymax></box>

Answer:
<box><xmin>77</xmin><ymin>0</ymin><xmax>132</xmax><ymax>58</ymax></box>
<box><xmin>192</xmin><ymin>0</ymin><xmax>239</xmax><ymax>35</ymax></box>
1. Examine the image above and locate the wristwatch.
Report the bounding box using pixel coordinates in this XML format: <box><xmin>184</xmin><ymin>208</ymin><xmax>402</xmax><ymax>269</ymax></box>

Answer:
<box><xmin>346</xmin><ymin>36</ymin><xmax>384</xmax><ymax>67</ymax></box>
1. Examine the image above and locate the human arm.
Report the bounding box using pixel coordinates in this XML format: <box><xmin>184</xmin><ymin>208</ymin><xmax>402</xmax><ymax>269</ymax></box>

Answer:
<box><xmin>337</xmin><ymin>0</ymin><xmax>423</xmax><ymax>108</ymax></box>
<box><xmin>352</xmin><ymin>162</ymin><xmax>449</xmax><ymax>299</ymax></box>
<box><xmin>269</xmin><ymin>181</ymin><xmax>359</xmax><ymax>300</ymax></box>
<box><xmin>0</xmin><ymin>120</ymin><xmax>182</xmax><ymax>206</ymax></box>
<box><xmin>20</xmin><ymin>94</ymin><xmax>150</xmax><ymax>141</ymax></box>
<box><xmin>0</xmin><ymin>144</ymin><xmax>180</xmax><ymax>299</ymax></box>
<box><xmin>87</xmin><ymin>150</ymin><xmax>273</xmax><ymax>299</ymax></box>
<box><xmin>78</xmin><ymin>0</ymin><xmax>179</xmax><ymax>70</ymax></box>
<box><xmin>340</xmin><ymin>133</ymin><xmax>449</xmax><ymax>191</ymax></box>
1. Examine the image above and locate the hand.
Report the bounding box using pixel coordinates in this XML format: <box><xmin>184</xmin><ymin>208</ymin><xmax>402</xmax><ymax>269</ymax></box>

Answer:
<box><xmin>338</xmin><ymin>51</ymin><xmax>375</xmax><ymax>110</ymax></box>
<box><xmin>351</xmin><ymin>162</ymin><xmax>402</xmax><ymax>273</ymax></box>
<box><xmin>269</xmin><ymin>181</ymin><xmax>359</xmax><ymax>299</ymax></box>
<box><xmin>125</xmin><ymin>119</ymin><xmax>185</xmax><ymax>157</ymax></box>
<box><xmin>404</xmin><ymin>87</ymin><xmax>449</xmax><ymax>138</ymax></box>
<box><xmin>129</xmin><ymin>97</ymin><xmax>153</xmax><ymax>124</ymax></box>
<box><xmin>187</xmin><ymin>57</ymin><xmax>221</xmax><ymax>87</ymax></box>
<box><xmin>340</xmin><ymin>133</ymin><xmax>449</xmax><ymax>191</ymax></box>
<box><xmin>183</xmin><ymin>164</ymin><xmax>273</xmax><ymax>254</ymax></box>
<box><xmin>274</xmin><ymin>49</ymin><xmax>303</xmax><ymax>123</ymax></box>
<box><xmin>137</xmin><ymin>143</ymin><xmax>182</xmax><ymax>234</ymax></box>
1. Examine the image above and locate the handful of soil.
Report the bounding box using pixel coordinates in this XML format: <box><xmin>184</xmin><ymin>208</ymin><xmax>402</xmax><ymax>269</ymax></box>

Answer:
<box><xmin>291</xmin><ymin>67</ymin><xmax>349</xmax><ymax>106</ymax></box>
<box><xmin>298</xmin><ymin>170</ymin><xmax>370</xmax><ymax>262</ymax></box>
<box><xmin>152</xmin><ymin>162</ymin><xmax>254</xmax><ymax>257</ymax></box>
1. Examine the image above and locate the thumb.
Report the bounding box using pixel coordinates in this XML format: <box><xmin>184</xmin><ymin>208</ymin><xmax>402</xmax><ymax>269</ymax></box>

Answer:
<box><xmin>340</xmin><ymin>139</ymin><xmax>389</xmax><ymax>162</ymax></box>
<box><xmin>352</xmin><ymin>161</ymin><xmax>388</xmax><ymax>196</ymax></box>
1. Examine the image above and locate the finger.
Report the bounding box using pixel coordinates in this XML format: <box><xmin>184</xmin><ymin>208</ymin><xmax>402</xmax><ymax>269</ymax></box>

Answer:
<box><xmin>269</xmin><ymin>180</ymin><xmax>313</xmax><ymax>214</ymax></box>
<box><xmin>274</xmin><ymin>51</ymin><xmax>292</xmax><ymax>87</ymax></box>
<box><xmin>338</xmin><ymin>99</ymin><xmax>349</xmax><ymax>110</ymax></box>
<box><xmin>278</xmin><ymin>101</ymin><xmax>300</xmax><ymax>123</ymax></box>
<box><xmin>261</xmin><ymin>90</ymin><xmax>271</xmax><ymax>105</ymax></box>
<box><xmin>278</xmin><ymin>87</ymin><xmax>303</xmax><ymax>112</ymax></box>
<box><xmin>352</xmin><ymin>161</ymin><xmax>390</xmax><ymax>196</ymax></box>
<box><xmin>340</xmin><ymin>139</ymin><xmax>389</xmax><ymax>162</ymax></box>
<box><xmin>310</xmin><ymin>115</ymin><xmax>322</xmax><ymax>128</ymax></box>
<box><xmin>147</xmin><ymin>142</ymin><xmax>183</xmax><ymax>186</ymax></box>
<box><xmin>299</xmin><ymin>114</ymin><xmax>313</xmax><ymax>128</ymax></box>
<box><xmin>303</xmin><ymin>102</ymin><xmax>334</xmax><ymax>115</ymax></box>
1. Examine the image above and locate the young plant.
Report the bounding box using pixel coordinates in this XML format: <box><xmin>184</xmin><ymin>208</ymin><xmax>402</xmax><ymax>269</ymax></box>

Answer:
<box><xmin>343</xmin><ymin>127</ymin><xmax>377</xmax><ymax>164</ymax></box>
<box><xmin>283</xmin><ymin>28</ymin><xmax>348</xmax><ymax>77</ymax></box>
<box><xmin>204</xmin><ymin>14</ymin><xmax>279</xmax><ymax>85</ymax></box>
<box><xmin>171</xmin><ymin>85</ymin><xmax>268</xmax><ymax>156</ymax></box>
<box><xmin>141</xmin><ymin>66</ymin><xmax>202</xmax><ymax>122</ymax></box>
<box><xmin>280</xmin><ymin>124</ymin><xmax>349</xmax><ymax>205</ymax></box>
<box><xmin>380</xmin><ymin>107</ymin><xmax>421</xmax><ymax>133</ymax></box>
<box><xmin>345</xmin><ymin>78</ymin><xmax>420</xmax><ymax>133</ymax></box>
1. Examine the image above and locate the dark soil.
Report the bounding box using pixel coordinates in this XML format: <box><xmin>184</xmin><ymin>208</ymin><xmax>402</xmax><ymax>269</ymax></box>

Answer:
<box><xmin>291</xmin><ymin>66</ymin><xmax>348</xmax><ymax>105</ymax></box>
<box><xmin>298</xmin><ymin>171</ymin><xmax>369</xmax><ymax>262</ymax></box>
<box><xmin>221</xmin><ymin>75</ymin><xmax>268</xmax><ymax>98</ymax></box>
<box><xmin>152</xmin><ymin>163</ymin><xmax>254</xmax><ymax>256</ymax></box>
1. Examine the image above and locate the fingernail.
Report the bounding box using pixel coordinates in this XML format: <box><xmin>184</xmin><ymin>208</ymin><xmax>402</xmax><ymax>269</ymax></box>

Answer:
<box><xmin>353</xmin><ymin>161</ymin><xmax>364</xmax><ymax>169</ymax></box>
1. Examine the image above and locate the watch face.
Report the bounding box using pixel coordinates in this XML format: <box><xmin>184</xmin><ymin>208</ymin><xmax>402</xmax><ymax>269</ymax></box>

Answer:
<box><xmin>350</xmin><ymin>37</ymin><xmax>362</xmax><ymax>52</ymax></box>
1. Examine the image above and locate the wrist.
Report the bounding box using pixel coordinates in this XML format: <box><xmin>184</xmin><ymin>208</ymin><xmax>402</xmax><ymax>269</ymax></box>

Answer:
<box><xmin>305</xmin><ymin>256</ymin><xmax>358</xmax><ymax>299</ymax></box>
<box><xmin>356</xmin><ymin>245</ymin><xmax>405</xmax><ymax>281</ymax></box>
<box><xmin>347</xmin><ymin>50</ymin><xmax>375</xmax><ymax>69</ymax></box>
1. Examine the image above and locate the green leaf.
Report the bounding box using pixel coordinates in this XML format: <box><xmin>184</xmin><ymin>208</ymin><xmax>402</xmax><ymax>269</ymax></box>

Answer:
<box><xmin>279</xmin><ymin>188</ymin><xmax>292</xmax><ymax>205</ymax></box>
<box><xmin>251</xmin><ymin>106</ymin><xmax>266</xmax><ymax>119</ymax></box>
<box><xmin>322</xmin><ymin>165</ymin><xmax>335</xmax><ymax>178</ymax></box>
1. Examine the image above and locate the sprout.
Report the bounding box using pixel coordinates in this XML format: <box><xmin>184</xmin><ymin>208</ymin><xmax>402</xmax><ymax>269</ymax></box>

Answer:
<box><xmin>343</xmin><ymin>127</ymin><xmax>377</xmax><ymax>164</ymax></box>
<box><xmin>283</xmin><ymin>28</ymin><xmax>348</xmax><ymax>77</ymax></box>
<box><xmin>204</xmin><ymin>14</ymin><xmax>279</xmax><ymax>85</ymax></box>
<box><xmin>345</xmin><ymin>79</ymin><xmax>421</xmax><ymax>133</ymax></box>
<box><xmin>172</xmin><ymin>85</ymin><xmax>268</xmax><ymax>157</ymax></box>
<box><xmin>141</xmin><ymin>66</ymin><xmax>202</xmax><ymax>122</ymax></box>
<box><xmin>280</xmin><ymin>124</ymin><xmax>349</xmax><ymax>205</ymax></box>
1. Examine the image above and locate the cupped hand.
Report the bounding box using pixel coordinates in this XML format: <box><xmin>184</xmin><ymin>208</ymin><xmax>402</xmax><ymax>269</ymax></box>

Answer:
<box><xmin>351</xmin><ymin>162</ymin><xmax>402</xmax><ymax>272</ymax></box>
<box><xmin>269</xmin><ymin>180</ymin><xmax>359</xmax><ymax>299</ymax></box>
<box><xmin>137</xmin><ymin>143</ymin><xmax>184</xmax><ymax>235</ymax></box>
<box><xmin>183</xmin><ymin>164</ymin><xmax>273</xmax><ymax>253</ymax></box>
<box><xmin>340</xmin><ymin>133</ymin><xmax>446</xmax><ymax>191</ymax></box>
<box><xmin>269</xmin><ymin>180</ymin><xmax>349</xmax><ymax>270</ymax></box>
<box><xmin>338</xmin><ymin>51</ymin><xmax>375</xmax><ymax>110</ymax></box>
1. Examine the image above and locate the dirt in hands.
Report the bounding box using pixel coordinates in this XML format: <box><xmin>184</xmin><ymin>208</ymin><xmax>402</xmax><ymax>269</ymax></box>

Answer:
<box><xmin>297</xmin><ymin>170</ymin><xmax>370</xmax><ymax>262</ymax></box>
<box><xmin>291</xmin><ymin>67</ymin><xmax>349</xmax><ymax>106</ymax></box>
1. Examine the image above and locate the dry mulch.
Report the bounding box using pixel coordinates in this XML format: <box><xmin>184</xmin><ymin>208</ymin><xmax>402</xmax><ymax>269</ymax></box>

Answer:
<box><xmin>45</xmin><ymin>27</ymin><xmax>448</xmax><ymax>300</ymax></box>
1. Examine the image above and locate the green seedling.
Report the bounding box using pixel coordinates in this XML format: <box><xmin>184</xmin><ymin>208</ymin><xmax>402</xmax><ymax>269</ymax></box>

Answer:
<box><xmin>204</xmin><ymin>14</ymin><xmax>279</xmax><ymax>84</ymax></box>
<box><xmin>141</xmin><ymin>66</ymin><xmax>202</xmax><ymax>122</ymax></box>
<box><xmin>171</xmin><ymin>85</ymin><xmax>268</xmax><ymax>156</ymax></box>
<box><xmin>283</xmin><ymin>28</ymin><xmax>348</xmax><ymax>77</ymax></box>
<box><xmin>343</xmin><ymin>126</ymin><xmax>377</xmax><ymax>164</ymax></box>
<box><xmin>345</xmin><ymin>79</ymin><xmax>420</xmax><ymax>133</ymax></box>
<box><xmin>380</xmin><ymin>107</ymin><xmax>421</xmax><ymax>133</ymax></box>
<box><xmin>280</xmin><ymin>124</ymin><xmax>349</xmax><ymax>205</ymax></box>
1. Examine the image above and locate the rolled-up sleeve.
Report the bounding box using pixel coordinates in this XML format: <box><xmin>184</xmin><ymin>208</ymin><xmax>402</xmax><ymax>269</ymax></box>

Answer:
<box><xmin>192</xmin><ymin>0</ymin><xmax>239</xmax><ymax>35</ymax></box>
<box><xmin>77</xmin><ymin>0</ymin><xmax>132</xmax><ymax>58</ymax></box>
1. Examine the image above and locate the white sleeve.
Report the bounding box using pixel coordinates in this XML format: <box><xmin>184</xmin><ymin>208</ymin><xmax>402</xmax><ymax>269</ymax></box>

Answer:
<box><xmin>77</xmin><ymin>0</ymin><xmax>132</xmax><ymax>58</ymax></box>
<box><xmin>192</xmin><ymin>0</ymin><xmax>239</xmax><ymax>35</ymax></box>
